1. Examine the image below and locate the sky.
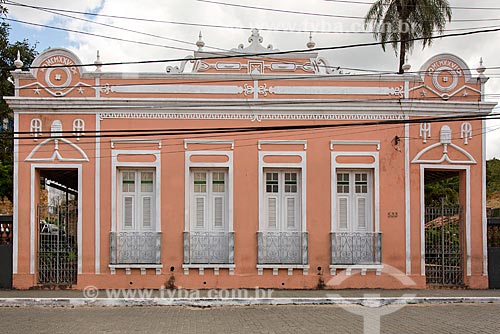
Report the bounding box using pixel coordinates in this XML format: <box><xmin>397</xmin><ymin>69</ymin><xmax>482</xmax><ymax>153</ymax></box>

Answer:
<box><xmin>3</xmin><ymin>0</ymin><xmax>500</xmax><ymax>158</ymax></box>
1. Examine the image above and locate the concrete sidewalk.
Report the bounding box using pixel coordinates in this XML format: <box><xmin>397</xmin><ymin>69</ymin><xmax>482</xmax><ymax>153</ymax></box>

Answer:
<box><xmin>1</xmin><ymin>288</ymin><xmax>500</xmax><ymax>307</ymax></box>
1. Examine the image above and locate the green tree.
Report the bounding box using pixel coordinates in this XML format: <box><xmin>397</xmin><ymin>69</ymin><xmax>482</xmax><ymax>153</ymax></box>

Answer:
<box><xmin>364</xmin><ymin>0</ymin><xmax>452</xmax><ymax>74</ymax></box>
<box><xmin>487</xmin><ymin>158</ymin><xmax>500</xmax><ymax>197</ymax></box>
<box><xmin>0</xmin><ymin>3</ymin><xmax>38</xmax><ymax>200</ymax></box>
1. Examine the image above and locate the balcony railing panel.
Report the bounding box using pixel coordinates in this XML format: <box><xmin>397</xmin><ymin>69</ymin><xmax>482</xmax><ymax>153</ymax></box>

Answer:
<box><xmin>331</xmin><ymin>232</ymin><xmax>382</xmax><ymax>265</ymax></box>
<box><xmin>184</xmin><ymin>232</ymin><xmax>234</xmax><ymax>264</ymax></box>
<box><xmin>110</xmin><ymin>232</ymin><xmax>161</xmax><ymax>264</ymax></box>
<box><xmin>258</xmin><ymin>232</ymin><xmax>308</xmax><ymax>265</ymax></box>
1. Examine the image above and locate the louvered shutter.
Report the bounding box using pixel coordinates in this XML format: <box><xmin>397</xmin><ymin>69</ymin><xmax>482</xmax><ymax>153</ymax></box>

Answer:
<box><xmin>142</xmin><ymin>196</ymin><xmax>152</xmax><ymax>228</ymax></box>
<box><xmin>123</xmin><ymin>196</ymin><xmax>134</xmax><ymax>229</ymax></box>
<box><xmin>338</xmin><ymin>197</ymin><xmax>348</xmax><ymax>230</ymax></box>
<box><xmin>214</xmin><ymin>196</ymin><xmax>224</xmax><ymax>228</ymax></box>
<box><xmin>286</xmin><ymin>197</ymin><xmax>296</xmax><ymax>229</ymax></box>
<box><xmin>357</xmin><ymin>197</ymin><xmax>366</xmax><ymax>230</ymax></box>
<box><xmin>195</xmin><ymin>197</ymin><xmax>205</xmax><ymax>228</ymax></box>
<box><xmin>268</xmin><ymin>197</ymin><xmax>277</xmax><ymax>229</ymax></box>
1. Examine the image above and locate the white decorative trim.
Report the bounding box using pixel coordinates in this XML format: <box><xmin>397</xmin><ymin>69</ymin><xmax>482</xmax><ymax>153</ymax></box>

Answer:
<box><xmin>330</xmin><ymin>140</ymin><xmax>380</xmax><ymax>151</ymax></box>
<box><xmin>184</xmin><ymin>139</ymin><xmax>234</xmax><ymax>150</ymax></box>
<box><xmin>98</xmin><ymin>112</ymin><xmax>405</xmax><ymax>122</ymax></box>
<box><xmin>329</xmin><ymin>264</ymin><xmax>383</xmax><ymax>276</ymax></box>
<box><xmin>111</xmin><ymin>139</ymin><xmax>162</xmax><ymax>149</ymax></box>
<box><xmin>331</xmin><ymin>152</ymin><xmax>380</xmax><ymax>233</ymax></box>
<box><xmin>256</xmin><ymin>265</ymin><xmax>309</xmax><ymax>276</ymax></box>
<box><xmin>420</xmin><ymin>123</ymin><xmax>431</xmax><ymax>143</ymax></box>
<box><xmin>461</xmin><ymin>122</ymin><xmax>473</xmax><ymax>145</ymax></box>
<box><xmin>109</xmin><ymin>264</ymin><xmax>163</xmax><ymax>275</ymax></box>
<box><xmin>182</xmin><ymin>264</ymin><xmax>235</xmax><ymax>276</ymax></box>
<box><xmin>95</xmin><ymin>115</ymin><xmax>100</xmax><ymax>274</ymax></box>
<box><xmin>30</xmin><ymin>164</ymin><xmax>83</xmax><ymax>275</ymax></box>
<box><xmin>19</xmin><ymin>81</ymin><xmax>94</xmax><ymax>97</ymax></box>
<box><xmin>103</xmin><ymin>84</ymin><xmax>244</xmax><ymax>95</ymax></box>
<box><xmin>25</xmin><ymin>138</ymin><xmax>89</xmax><ymax>162</ymax></box>
<box><xmin>111</xmin><ymin>150</ymin><xmax>161</xmax><ymax>233</ymax></box>
<box><xmin>13</xmin><ymin>112</ymin><xmax>19</xmax><ymax>274</ymax></box>
<box><xmin>405</xmin><ymin>123</ymin><xmax>411</xmax><ymax>275</ymax></box>
<box><xmin>258</xmin><ymin>140</ymin><xmax>307</xmax><ymax>150</ymax></box>
<box><xmin>184</xmin><ymin>151</ymin><xmax>233</xmax><ymax>232</ymax></box>
<box><xmin>482</xmin><ymin>120</ymin><xmax>488</xmax><ymax>276</ymax></box>
<box><xmin>412</xmin><ymin>142</ymin><xmax>476</xmax><ymax>164</ymax></box>
<box><xmin>266</xmin><ymin>86</ymin><xmax>404</xmax><ymax>97</ymax></box>
<box><xmin>258</xmin><ymin>151</ymin><xmax>307</xmax><ymax>233</ymax></box>
<box><xmin>419</xmin><ymin>165</ymin><xmax>471</xmax><ymax>277</ymax></box>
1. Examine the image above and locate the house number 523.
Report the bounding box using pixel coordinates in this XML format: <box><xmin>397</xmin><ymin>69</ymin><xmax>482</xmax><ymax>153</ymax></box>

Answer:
<box><xmin>387</xmin><ymin>212</ymin><xmax>398</xmax><ymax>218</ymax></box>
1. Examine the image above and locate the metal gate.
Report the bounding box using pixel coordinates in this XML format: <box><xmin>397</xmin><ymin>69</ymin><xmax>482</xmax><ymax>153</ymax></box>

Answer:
<box><xmin>425</xmin><ymin>205</ymin><xmax>464</xmax><ymax>286</ymax></box>
<box><xmin>37</xmin><ymin>205</ymin><xmax>77</xmax><ymax>285</ymax></box>
<box><xmin>0</xmin><ymin>216</ymin><xmax>13</xmax><ymax>289</ymax></box>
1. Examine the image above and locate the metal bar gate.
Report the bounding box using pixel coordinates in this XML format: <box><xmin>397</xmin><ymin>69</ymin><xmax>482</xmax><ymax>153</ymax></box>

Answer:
<box><xmin>37</xmin><ymin>205</ymin><xmax>78</xmax><ymax>286</ymax></box>
<box><xmin>424</xmin><ymin>202</ymin><xmax>464</xmax><ymax>286</ymax></box>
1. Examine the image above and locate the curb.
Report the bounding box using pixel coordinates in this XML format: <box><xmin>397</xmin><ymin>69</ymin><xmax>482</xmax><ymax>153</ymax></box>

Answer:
<box><xmin>1</xmin><ymin>297</ymin><xmax>500</xmax><ymax>307</ymax></box>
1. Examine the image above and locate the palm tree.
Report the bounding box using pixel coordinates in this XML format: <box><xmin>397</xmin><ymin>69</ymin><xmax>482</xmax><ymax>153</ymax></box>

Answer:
<box><xmin>365</xmin><ymin>0</ymin><xmax>452</xmax><ymax>74</ymax></box>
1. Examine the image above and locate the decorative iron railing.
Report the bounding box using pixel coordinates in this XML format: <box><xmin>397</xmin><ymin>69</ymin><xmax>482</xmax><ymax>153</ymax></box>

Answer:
<box><xmin>331</xmin><ymin>232</ymin><xmax>382</xmax><ymax>265</ymax></box>
<box><xmin>0</xmin><ymin>220</ymin><xmax>12</xmax><ymax>245</ymax></box>
<box><xmin>184</xmin><ymin>232</ymin><xmax>234</xmax><ymax>264</ymax></box>
<box><xmin>110</xmin><ymin>232</ymin><xmax>161</xmax><ymax>264</ymax></box>
<box><xmin>37</xmin><ymin>205</ymin><xmax>77</xmax><ymax>285</ymax></box>
<box><xmin>257</xmin><ymin>232</ymin><xmax>308</xmax><ymax>264</ymax></box>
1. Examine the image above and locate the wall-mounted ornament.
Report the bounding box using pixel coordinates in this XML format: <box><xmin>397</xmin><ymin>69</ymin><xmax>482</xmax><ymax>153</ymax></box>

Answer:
<box><xmin>419</xmin><ymin>123</ymin><xmax>431</xmax><ymax>143</ymax></box>
<box><xmin>461</xmin><ymin>122</ymin><xmax>473</xmax><ymax>145</ymax></box>
<box><xmin>30</xmin><ymin>118</ymin><xmax>42</xmax><ymax>141</ymax></box>
<box><xmin>73</xmin><ymin>119</ymin><xmax>85</xmax><ymax>141</ymax></box>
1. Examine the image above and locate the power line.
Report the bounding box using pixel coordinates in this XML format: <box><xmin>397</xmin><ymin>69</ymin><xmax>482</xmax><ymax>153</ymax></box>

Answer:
<box><xmin>5</xmin><ymin>24</ymin><xmax>500</xmax><ymax>71</ymax></box>
<box><xmin>3</xmin><ymin>17</ymin><xmax>196</xmax><ymax>53</ymax></box>
<box><xmin>8</xmin><ymin>113</ymin><xmax>500</xmax><ymax>140</ymax></box>
<box><xmin>5</xmin><ymin>0</ymin><xmax>500</xmax><ymax>36</ymax></box>
<box><xmin>324</xmin><ymin>0</ymin><xmax>500</xmax><ymax>10</ymax></box>
<box><xmin>197</xmin><ymin>0</ymin><xmax>500</xmax><ymax>22</ymax></box>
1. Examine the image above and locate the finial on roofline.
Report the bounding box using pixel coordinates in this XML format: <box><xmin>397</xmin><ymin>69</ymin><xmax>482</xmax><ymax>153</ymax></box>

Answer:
<box><xmin>306</xmin><ymin>32</ymin><xmax>316</xmax><ymax>49</ymax></box>
<box><xmin>14</xmin><ymin>50</ymin><xmax>23</xmax><ymax>71</ymax></box>
<box><xmin>196</xmin><ymin>31</ymin><xmax>205</xmax><ymax>51</ymax></box>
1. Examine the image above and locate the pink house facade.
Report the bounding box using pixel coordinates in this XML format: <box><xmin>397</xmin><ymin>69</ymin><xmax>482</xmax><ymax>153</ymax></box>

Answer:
<box><xmin>6</xmin><ymin>30</ymin><xmax>495</xmax><ymax>289</ymax></box>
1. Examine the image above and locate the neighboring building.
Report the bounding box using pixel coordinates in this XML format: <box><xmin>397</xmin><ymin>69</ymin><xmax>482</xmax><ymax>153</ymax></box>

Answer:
<box><xmin>6</xmin><ymin>30</ymin><xmax>495</xmax><ymax>289</ymax></box>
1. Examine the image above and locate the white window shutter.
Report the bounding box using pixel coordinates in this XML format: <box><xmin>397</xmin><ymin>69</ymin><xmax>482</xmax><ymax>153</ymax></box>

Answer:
<box><xmin>124</xmin><ymin>196</ymin><xmax>134</xmax><ymax>229</ymax></box>
<box><xmin>338</xmin><ymin>197</ymin><xmax>348</xmax><ymax>230</ymax></box>
<box><xmin>142</xmin><ymin>196</ymin><xmax>152</xmax><ymax>228</ymax></box>
<box><xmin>196</xmin><ymin>197</ymin><xmax>205</xmax><ymax>228</ymax></box>
<box><xmin>268</xmin><ymin>197</ymin><xmax>277</xmax><ymax>229</ymax></box>
<box><xmin>214</xmin><ymin>196</ymin><xmax>224</xmax><ymax>228</ymax></box>
<box><xmin>286</xmin><ymin>197</ymin><xmax>296</xmax><ymax>229</ymax></box>
<box><xmin>357</xmin><ymin>197</ymin><xmax>366</xmax><ymax>230</ymax></box>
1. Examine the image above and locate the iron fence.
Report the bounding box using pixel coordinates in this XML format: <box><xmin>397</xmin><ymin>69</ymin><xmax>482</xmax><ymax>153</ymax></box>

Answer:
<box><xmin>424</xmin><ymin>205</ymin><xmax>464</xmax><ymax>286</ymax></box>
<box><xmin>37</xmin><ymin>205</ymin><xmax>77</xmax><ymax>285</ymax></box>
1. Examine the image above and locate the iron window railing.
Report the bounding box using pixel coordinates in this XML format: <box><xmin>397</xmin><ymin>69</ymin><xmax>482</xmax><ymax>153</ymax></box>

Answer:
<box><xmin>257</xmin><ymin>232</ymin><xmax>308</xmax><ymax>265</ymax></box>
<box><xmin>109</xmin><ymin>232</ymin><xmax>161</xmax><ymax>264</ymax></box>
<box><xmin>331</xmin><ymin>232</ymin><xmax>382</xmax><ymax>265</ymax></box>
<box><xmin>183</xmin><ymin>232</ymin><xmax>234</xmax><ymax>264</ymax></box>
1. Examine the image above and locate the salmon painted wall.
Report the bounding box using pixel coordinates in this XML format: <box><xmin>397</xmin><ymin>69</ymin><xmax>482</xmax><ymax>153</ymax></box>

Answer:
<box><xmin>7</xmin><ymin>37</ymin><xmax>495</xmax><ymax>289</ymax></box>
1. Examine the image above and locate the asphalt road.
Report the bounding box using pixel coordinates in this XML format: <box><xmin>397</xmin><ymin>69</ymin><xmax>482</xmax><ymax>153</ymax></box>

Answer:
<box><xmin>1</xmin><ymin>304</ymin><xmax>498</xmax><ymax>333</ymax></box>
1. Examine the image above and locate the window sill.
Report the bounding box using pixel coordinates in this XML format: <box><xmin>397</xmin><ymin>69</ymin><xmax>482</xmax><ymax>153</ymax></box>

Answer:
<box><xmin>256</xmin><ymin>264</ymin><xmax>310</xmax><ymax>276</ymax></box>
<box><xmin>109</xmin><ymin>264</ymin><xmax>163</xmax><ymax>275</ymax></box>
<box><xmin>329</xmin><ymin>264</ymin><xmax>383</xmax><ymax>276</ymax></box>
<box><xmin>182</xmin><ymin>264</ymin><xmax>235</xmax><ymax>276</ymax></box>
